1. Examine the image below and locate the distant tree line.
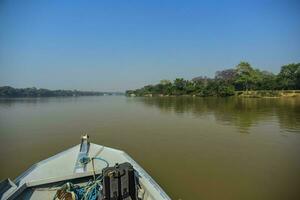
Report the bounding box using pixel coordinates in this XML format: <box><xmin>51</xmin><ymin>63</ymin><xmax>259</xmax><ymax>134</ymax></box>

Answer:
<box><xmin>126</xmin><ymin>62</ymin><xmax>300</xmax><ymax>97</ymax></box>
<box><xmin>0</xmin><ymin>86</ymin><xmax>123</xmax><ymax>97</ymax></box>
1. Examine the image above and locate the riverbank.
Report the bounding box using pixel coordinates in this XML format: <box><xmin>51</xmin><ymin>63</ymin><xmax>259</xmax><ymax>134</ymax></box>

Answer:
<box><xmin>126</xmin><ymin>62</ymin><xmax>300</xmax><ymax>98</ymax></box>
<box><xmin>235</xmin><ymin>90</ymin><xmax>300</xmax><ymax>98</ymax></box>
<box><xmin>128</xmin><ymin>90</ymin><xmax>300</xmax><ymax>98</ymax></box>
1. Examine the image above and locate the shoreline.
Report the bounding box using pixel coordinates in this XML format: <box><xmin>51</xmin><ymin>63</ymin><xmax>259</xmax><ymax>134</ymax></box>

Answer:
<box><xmin>127</xmin><ymin>90</ymin><xmax>300</xmax><ymax>98</ymax></box>
<box><xmin>235</xmin><ymin>90</ymin><xmax>300</xmax><ymax>98</ymax></box>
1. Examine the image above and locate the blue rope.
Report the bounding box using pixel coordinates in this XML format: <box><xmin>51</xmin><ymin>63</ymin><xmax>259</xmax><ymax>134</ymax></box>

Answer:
<box><xmin>54</xmin><ymin>156</ymin><xmax>109</xmax><ymax>200</ymax></box>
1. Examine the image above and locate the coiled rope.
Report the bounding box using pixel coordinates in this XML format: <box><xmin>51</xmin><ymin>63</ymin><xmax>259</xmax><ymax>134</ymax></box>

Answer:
<box><xmin>53</xmin><ymin>156</ymin><xmax>109</xmax><ymax>200</ymax></box>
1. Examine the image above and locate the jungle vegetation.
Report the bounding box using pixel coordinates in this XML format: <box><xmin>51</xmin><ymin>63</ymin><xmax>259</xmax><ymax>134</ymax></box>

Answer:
<box><xmin>0</xmin><ymin>86</ymin><xmax>123</xmax><ymax>97</ymax></box>
<box><xmin>126</xmin><ymin>62</ymin><xmax>300</xmax><ymax>97</ymax></box>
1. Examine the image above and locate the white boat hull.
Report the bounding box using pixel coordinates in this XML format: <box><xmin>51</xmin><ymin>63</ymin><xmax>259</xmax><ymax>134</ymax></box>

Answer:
<box><xmin>1</xmin><ymin>142</ymin><xmax>171</xmax><ymax>200</ymax></box>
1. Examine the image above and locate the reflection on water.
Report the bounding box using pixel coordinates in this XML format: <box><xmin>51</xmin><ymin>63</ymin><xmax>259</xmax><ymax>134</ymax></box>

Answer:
<box><xmin>0</xmin><ymin>97</ymin><xmax>81</xmax><ymax>106</ymax></box>
<box><xmin>131</xmin><ymin>97</ymin><xmax>300</xmax><ymax>133</ymax></box>
<box><xmin>0</xmin><ymin>96</ymin><xmax>300</xmax><ymax>200</ymax></box>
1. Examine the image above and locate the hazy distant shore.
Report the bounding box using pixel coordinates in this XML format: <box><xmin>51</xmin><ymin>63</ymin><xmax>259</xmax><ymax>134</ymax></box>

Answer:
<box><xmin>0</xmin><ymin>86</ymin><xmax>124</xmax><ymax>98</ymax></box>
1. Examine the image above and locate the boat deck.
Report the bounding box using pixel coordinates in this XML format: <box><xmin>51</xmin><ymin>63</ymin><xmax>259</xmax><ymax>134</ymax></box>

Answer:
<box><xmin>1</xmin><ymin>143</ymin><xmax>170</xmax><ymax>200</ymax></box>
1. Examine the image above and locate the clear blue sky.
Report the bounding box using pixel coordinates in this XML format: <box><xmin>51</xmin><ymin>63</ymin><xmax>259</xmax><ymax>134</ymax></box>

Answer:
<box><xmin>0</xmin><ymin>0</ymin><xmax>299</xmax><ymax>91</ymax></box>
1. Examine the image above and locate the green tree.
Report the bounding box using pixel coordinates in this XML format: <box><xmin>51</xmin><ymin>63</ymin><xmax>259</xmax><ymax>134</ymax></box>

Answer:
<box><xmin>173</xmin><ymin>78</ymin><xmax>187</xmax><ymax>95</ymax></box>
<box><xmin>125</xmin><ymin>61</ymin><xmax>300</xmax><ymax>97</ymax></box>
<box><xmin>258</xmin><ymin>71</ymin><xmax>276</xmax><ymax>90</ymax></box>
<box><xmin>185</xmin><ymin>81</ymin><xmax>196</xmax><ymax>94</ymax></box>
<box><xmin>277</xmin><ymin>63</ymin><xmax>300</xmax><ymax>89</ymax></box>
<box><xmin>160</xmin><ymin>80</ymin><xmax>171</xmax><ymax>85</ymax></box>
<box><xmin>234</xmin><ymin>62</ymin><xmax>259</xmax><ymax>90</ymax></box>
<box><xmin>217</xmin><ymin>84</ymin><xmax>235</xmax><ymax>96</ymax></box>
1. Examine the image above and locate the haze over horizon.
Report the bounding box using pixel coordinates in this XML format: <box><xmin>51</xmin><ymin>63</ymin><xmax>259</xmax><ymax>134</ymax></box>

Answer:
<box><xmin>1</xmin><ymin>0</ymin><xmax>299</xmax><ymax>92</ymax></box>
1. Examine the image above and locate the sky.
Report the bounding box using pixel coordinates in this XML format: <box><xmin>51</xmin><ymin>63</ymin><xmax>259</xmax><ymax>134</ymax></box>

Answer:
<box><xmin>0</xmin><ymin>0</ymin><xmax>299</xmax><ymax>92</ymax></box>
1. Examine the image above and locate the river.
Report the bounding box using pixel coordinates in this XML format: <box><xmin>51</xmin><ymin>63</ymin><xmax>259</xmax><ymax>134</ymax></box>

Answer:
<box><xmin>0</xmin><ymin>96</ymin><xmax>299</xmax><ymax>200</ymax></box>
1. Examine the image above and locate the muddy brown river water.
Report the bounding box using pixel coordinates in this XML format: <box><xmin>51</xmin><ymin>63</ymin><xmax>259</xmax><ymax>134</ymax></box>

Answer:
<box><xmin>0</xmin><ymin>96</ymin><xmax>299</xmax><ymax>200</ymax></box>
